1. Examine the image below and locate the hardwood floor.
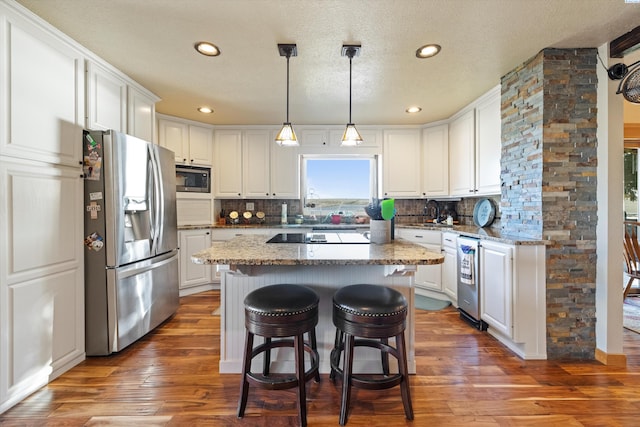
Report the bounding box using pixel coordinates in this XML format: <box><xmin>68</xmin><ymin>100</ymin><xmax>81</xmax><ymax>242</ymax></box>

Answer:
<box><xmin>2</xmin><ymin>290</ymin><xmax>640</xmax><ymax>426</ymax></box>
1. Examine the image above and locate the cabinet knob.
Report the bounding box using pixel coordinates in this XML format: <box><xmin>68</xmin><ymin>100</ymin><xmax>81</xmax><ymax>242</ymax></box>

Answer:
<box><xmin>237</xmin><ymin>193</ymin><xmax>241</xmax><ymax>196</ymax></box>
<box><xmin>190</xmin><ymin>159</ymin><xmax>194</xmax><ymax>163</ymax></box>
<box><xmin>183</xmin><ymin>158</ymin><xmax>187</xmax><ymax>162</ymax></box>
<box><xmin>206</xmin><ymin>232</ymin><xmax>210</xmax><ymax>235</ymax></box>
<box><xmin>266</xmin><ymin>193</ymin><xmax>269</xmax><ymax>196</ymax></box>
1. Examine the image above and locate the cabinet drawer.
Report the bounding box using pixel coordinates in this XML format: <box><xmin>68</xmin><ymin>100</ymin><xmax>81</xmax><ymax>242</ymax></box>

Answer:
<box><xmin>397</xmin><ymin>228</ymin><xmax>441</xmax><ymax>245</ymax></box>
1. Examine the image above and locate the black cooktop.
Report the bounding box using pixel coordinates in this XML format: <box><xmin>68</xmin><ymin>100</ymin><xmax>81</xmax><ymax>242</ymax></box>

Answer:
<box><xmin>266</xmin><ymin>233</ymin><xmax>369</xmax><ymax>244</ymax></box>
<box><xmin>266</xmin><ymin>233</ymin><xmax>309</xmax><ymax>243</ymax></box>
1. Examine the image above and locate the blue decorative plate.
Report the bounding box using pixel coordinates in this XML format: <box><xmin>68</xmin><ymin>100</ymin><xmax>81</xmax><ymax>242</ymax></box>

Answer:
<box><xmin>473</xmin><ymin>198</ymin><xmax>496</xmax><ymax>228</ymax></box>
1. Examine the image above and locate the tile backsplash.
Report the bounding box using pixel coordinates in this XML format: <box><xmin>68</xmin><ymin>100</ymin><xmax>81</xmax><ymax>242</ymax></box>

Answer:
<box><xmin>217</xmin><ymin>196</ymin><xmax>501</xmax><ymax>229</ymax></box>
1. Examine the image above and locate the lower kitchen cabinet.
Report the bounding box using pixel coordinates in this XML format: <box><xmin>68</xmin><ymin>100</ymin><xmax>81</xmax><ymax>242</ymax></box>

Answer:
<box><xmin>441</xmin><ymin>232</ymin><xmax>458</xmax><ymax>304</ymax></box>
<box><xmin>480</xmin><ymin>240</ymin><xmax>513</xmax><ymax>337</ymax></box>
<box><xmin>179</xmin><ymin>229</ymin><xmax>214</xmax><ymax>296</ymax></box>
<box><xmin>396</xmin><ymin>229</ymin><xmax>443</xmax><ymax>295</ymax></box>
<box><xmin>479</xmin><ymin>240</ymin><xmax>546</xmax><ymax>359</ymax></box>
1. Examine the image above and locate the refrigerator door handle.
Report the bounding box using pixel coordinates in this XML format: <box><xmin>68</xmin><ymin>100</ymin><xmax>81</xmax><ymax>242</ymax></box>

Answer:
<box><xmin>148</xmin><ymin>145</ymin><xmax>164</xmax><ymax>254</ymax></box>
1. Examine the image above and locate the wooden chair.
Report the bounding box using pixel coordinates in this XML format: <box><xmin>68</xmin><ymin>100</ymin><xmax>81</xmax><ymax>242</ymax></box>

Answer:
<box><xmin>623</xmin><ymin>221</ymin><xmax>640</xmax><ymax>299</ymax></box>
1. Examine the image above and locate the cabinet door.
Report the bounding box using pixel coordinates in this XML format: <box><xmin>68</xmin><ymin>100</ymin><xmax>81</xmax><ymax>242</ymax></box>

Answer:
<box><xmin>242</xmin><ymin>130</ymin><xmax>271</xmax><ymax>198</ymax></box>
<box><xmin>158</xmin><ymin>119</ymin><xmax>189</xmax><ymax>163</ymax></box>
<box><xmin>1</xmin><ymin>160</ymin><xmax>84</xmax><ymax>406</ymax></box>
<box><xmin>1</xmin><ymin>10</ymin><xmax>85</xmax><ymax>167</ymax></box>
<box><xmin>480</xmin><ymin>241</ymin><xmax>513</xmax><ymax>337</ymax></box>
<box><xmin>127</xmin><ymin>86</ymin><xmax>156</xmax><ymax>143</ymax></box>
<box><xmin>475</xmin><ymin>88</ymin><xmax>501</xmax><ymax>195</ymax></box>
<box><xmin>179</xmin><ymin>230</ymin><xmax>212</xmax><ymax>289</ymax></box>
<box><xmin>441</xmin><ymin>233</ymin><xmax>458</xmax><ymax>303</ymax></box>
<box><xmin>299</xmin><ymin>129</ymin><xmax>329</xmax><ymax>147</ymax></box>
<box><xmin>188</xmin><ymin>125</ymin><xmax>213</xmax><ymax>166</ymax></box>
<box><xmin>86</xmin><ymin>61</ymin><xmax>127</xmax><ymax>133</ymax></box>
<box><xmin>271</xmin><ymin>136</ymin><xmax>300</xmax><ymax>198</ymax></box>
<box><xmin>414</xmin><ymin>243</ymin><xmax>443</xmax><ymax>292</ymax></box>
<box><xmin>422</xmin><ymin>124</ymin><xmax>449</xmax><ymax>197</ymax></box>
<box><xmin>382</xmin><ymin>129</ymin><xmax>422</xmax><ymax>198</ymax></box>
<box><xmin>213</xmin><ymin>130</ymin><xmax>243</xmax><ymax>198</ymax></box>
<box><xmin>448</xmin><ymin>110</ymin><xmax>475</xmax><ymax>196</ymax></box>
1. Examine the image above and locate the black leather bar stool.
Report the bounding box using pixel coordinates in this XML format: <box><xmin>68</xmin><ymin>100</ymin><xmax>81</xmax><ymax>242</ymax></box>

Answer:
<box><xmin>237</xmin><ymin>284</ymin><xmax>320</xmax><ymax>427</ymax></box>
<box><xmin>329</xmin><ymin>284</ymin><xmax>413</xmax><ymax>425</ymax></box>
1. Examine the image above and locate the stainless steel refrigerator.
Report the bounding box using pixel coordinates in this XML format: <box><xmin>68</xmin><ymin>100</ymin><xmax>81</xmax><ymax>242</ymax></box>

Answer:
<box><xmin>83</xmin><ymin>129</ymin><xmax>179</xmax><ymax>356</ymax></box>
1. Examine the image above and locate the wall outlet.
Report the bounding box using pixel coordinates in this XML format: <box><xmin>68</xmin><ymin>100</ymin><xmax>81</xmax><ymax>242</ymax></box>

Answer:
<box><xmin>246</xmin><ymin>202</ymin><xmax>254</xmax><ymax>211</ymax></box>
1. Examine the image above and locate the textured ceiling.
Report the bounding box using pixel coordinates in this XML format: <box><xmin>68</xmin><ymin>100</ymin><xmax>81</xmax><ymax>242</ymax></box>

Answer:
<box><xmin>15</xmin><ymin>0</ymin><xmax>640</xmax><ymax>126</ymax></box>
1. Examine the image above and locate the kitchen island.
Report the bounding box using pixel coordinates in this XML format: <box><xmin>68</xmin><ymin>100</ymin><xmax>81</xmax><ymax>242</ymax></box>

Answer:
<box><xmin>191</xmin><ymin>233</ymin><xmax>444</xmax><ymax>374</ymax></box>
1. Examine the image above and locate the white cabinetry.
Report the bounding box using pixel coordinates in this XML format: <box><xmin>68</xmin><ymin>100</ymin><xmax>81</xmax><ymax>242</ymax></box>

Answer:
<box><xmin>449</xmin><ymin>85</ymin><xmax>501</xmax><ymax>196</ymax></box>
<box><xmin>0</xmin><ymin>2</ymin><xmax>86</xmax><ymax>413</ymax></box>
<box><xmin>480</xmin><ymin>240</ymin><xmax>513</xmax><ymax>337</ymax></box>
<box><xmin>243</xmin><ymin>130</ymin><xmax>271</xmax><ymax>198</ymax></box>
<box><xmin>299</xmin><ymin>128</ymin><xmax>329</xmax><ymax>147</ymax></box>
<box><xmin>178</xmin><ymin>229</ymin><xmax>214</xmax><ymax>296</ymax></box>
<box><xmin>158</xmin><ymin>115</ymin><xmax>213</xmax><ymax>166</ymax></box>
<box><xmin>270</xmin><ymin>131</ymin><xmax>300</xmax><ymax>198</ymax></box>
<box><xmin>396</xmin><ymin>229</ymin><xmax>442</xmax><ymax>294</ymax></box>
<box><xmin>475</xmin><ymin>88</ymin><xmax>501</xmax><ymax>195</ymax></box>
<box><xmin>214</xmin><ymin>128</ymin><xmax>299</xmax><ymax>199</ymax></box>
<box><xmin>422</xmin><ymin>124</ymin><xmax>449</xmax><ymax>197</ymax></box>
<box><xmin>441</xmin><ymin>232</ymin><xmax>458</xmax><ymax>304</ymax></box>
<box><xmin>86</xmin><ymin>61</ymin><xmax>158</xmax><ymax>142</ymax></box>
<box><xmin>213</xmin><ymin>129</ymin><xmax>243</xmax><ymax>197</ymax></box>
<box><xmin>86</xmin><ymin>61</ymin><xmax>126</xmax><ymax>133</ymax></box>
<box><xmin>382</xmin><ymin>129</ymin><xmax>422</xmax><ymax>198</ymax></box>
<box><xmin>448</xmin><ymin>110</ymin><xmax>475</xmax><ymax>196</ymax></box>
<box><xmin>479</xmin><ymin>240</ymin><xmax>546</xmax><ymax>359</ymax></box>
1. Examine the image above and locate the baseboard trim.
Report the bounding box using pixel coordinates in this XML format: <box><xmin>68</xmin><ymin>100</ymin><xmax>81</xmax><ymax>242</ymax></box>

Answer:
<box><xmin>595</xmin><ymin>348</ymin><xmax>627</xmax><ymax>366</ymax></box>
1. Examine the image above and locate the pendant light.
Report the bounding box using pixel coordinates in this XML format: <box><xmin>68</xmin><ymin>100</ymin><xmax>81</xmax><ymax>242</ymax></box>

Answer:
<box><xmin>275</xmin><ymin>44</ymin><xmax>299</xmax><ymax>146</ymax></box>
<box><xmin>341</xmin><ymin>44</ymin><xmax>363</xmax><ymax>146</ymax></box>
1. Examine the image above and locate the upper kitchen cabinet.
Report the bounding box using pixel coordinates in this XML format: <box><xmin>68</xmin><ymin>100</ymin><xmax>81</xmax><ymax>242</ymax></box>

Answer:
<box><xmin>448</xmin><ymin>109</ymin><xmax>475</xmax><ymax>196</ymax></box>
<box><xmin>0</xmin><ymin>3</ymin><xmax>85</xmax><ymax>167</ymax></box>
<box><xmin>86</xmin><ymin>61</ymin><xmax>126</xmax><ymax>133</ymax></box>
<box><xmin>382</xmin><ymin>128</ymin><xmax>422</xmax><ymax>198</ymax></box>
<box><xmin>299</xmin><ymin>128</ymin><xmax>329</xmax><ymax>147</ymax></box>
<box><xmin>474</xmin><ymin>87</ymin><xmax>501</xmax><ymax>195</ymax></box>
<box><xmin>213</xmin><ymin>129</ymin><xmax>243</xmax><ymax>198</ymax></box>
<box><xmin>158</xmin><ymin>114</ymin><xmax>213</xmax><ymax>166</ymax></box>
<box><xmin>449</xmin><ymin>85</ymin><xmax>501</xmax><ymax>196</ymax></box>
<box><xmin>242</xmin><ymin>129</ymin><xmax>271</xmax><ymax>198</ymax></box>
<box><xmin>270</xmin><ymin>130</ymin><xmax>300</xmax><ymax>198</ymax></box>
<box><xmin>422</xmin><ymin>124</ymin><xmax>449</xmax><ymax>197</ymax></box>
<box><xmin>127</xmin><ymin>85</ymin><xmax>156</xmax><ymax>143</ymax></box>
<box><xmin>213</xmin><ymin>128</ymin><xmax>298</xmax><ymax>199</ymax></box>
<box><xmin>86</xmin><ymin>61</ymin><xmax>159</xmax><ymax>142</ymax></box>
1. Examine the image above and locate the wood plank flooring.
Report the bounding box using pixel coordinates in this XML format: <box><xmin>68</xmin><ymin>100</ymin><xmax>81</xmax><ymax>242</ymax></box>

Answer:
<box><xmin>2</xmin><ymin>290</ymin><xmax>640</xmax><ymax>426</ymax></box>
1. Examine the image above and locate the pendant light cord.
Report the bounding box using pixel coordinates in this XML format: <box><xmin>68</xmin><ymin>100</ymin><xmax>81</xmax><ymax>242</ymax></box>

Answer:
<box><xmin>286</xmin><ymin>53</ymin><xmax>290</xmax><ymax>122</ymax></box>
<box><xmin>349</xmin><ymin>54</ymin><xmax>353</xmax><ymax>123</ymax></box>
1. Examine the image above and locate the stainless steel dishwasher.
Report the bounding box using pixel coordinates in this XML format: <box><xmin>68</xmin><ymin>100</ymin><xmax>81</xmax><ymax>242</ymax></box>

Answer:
<box><xmin>457</xmin><ymin>236</ymin><xmax>488</xmax><ymax>330</ymax></box>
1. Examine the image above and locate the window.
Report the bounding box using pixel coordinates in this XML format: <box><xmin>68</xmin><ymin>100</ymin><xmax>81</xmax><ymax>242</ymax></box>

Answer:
<box><xmin>302</xmin><ymin>156</ymin><xmax>378</xmax><ymax>220</ymax></box>
<box><xmin>625</xmin><ymin>148</ymin><xmax>638</xmax><ymax>221</ymax></box>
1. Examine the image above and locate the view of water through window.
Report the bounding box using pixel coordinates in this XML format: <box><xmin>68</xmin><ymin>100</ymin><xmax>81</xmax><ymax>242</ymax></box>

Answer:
<box><xmin>303</xmin><ymin>157</ymin><xmax>376</xmax><ymax>222</ymax></box>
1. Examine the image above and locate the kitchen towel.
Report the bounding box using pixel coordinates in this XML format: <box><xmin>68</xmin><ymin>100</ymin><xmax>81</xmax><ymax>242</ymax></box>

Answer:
<box><xmin>460</xmin><ymin>245</ymin><xmax>475</xmax><ymax>286</ymax></box>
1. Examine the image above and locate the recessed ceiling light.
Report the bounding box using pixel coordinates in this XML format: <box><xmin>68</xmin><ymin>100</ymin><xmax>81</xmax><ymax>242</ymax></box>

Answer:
<box><xmin>416</xmin><ymin>44</ymin><xmax>441</xmax><ymax>59</ymax></box>
<box><xmin>406</xmin><ymin>106</ymin><xmax>422</xmax><ymax>114</ymax></box>
<box><xmin>198</xmin><ymin>106</ymin><xmax>214</xmax><ymax>114</ymax></box>
<box><xmin>195</xmin><ymin>41</ymin><xmax>220</xmax><ymax>57</ymax></box>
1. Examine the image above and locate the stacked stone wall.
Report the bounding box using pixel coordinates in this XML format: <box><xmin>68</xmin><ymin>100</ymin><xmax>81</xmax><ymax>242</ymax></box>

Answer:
<box><xmin>501</xmin><ymin>48</ymin><xmax>598</xmax><ymax>359</ymax></box>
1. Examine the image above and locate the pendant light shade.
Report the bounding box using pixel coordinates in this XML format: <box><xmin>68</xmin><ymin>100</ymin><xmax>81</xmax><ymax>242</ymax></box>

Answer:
<box><xmin>341</xmin><ymin>44</ymin><xmax>363</xmax><ymax>146</ymax></box>
<box><xmin>275</xmin><ymin>44</ymin><xmax>299</xmax><ymax>146</ymax></box>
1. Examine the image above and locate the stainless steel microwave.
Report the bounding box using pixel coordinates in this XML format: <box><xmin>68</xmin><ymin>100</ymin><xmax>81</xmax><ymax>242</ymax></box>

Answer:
<box><xmin>176</xmin><ymin>165</ymin><xmax>211</xmax><ymax>193</ymax></box>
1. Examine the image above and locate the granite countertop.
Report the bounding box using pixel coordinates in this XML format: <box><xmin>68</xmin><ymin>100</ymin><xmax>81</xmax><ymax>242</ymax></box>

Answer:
<box><xmin>191</xmin><ymin>233</ymin><xmax>444</xmax><ymax>266</ymax></box>
<box><xmin>181</xmin><ymin>222</ymin><xmax>548</xmax><ymax>245</ymax></box>
<box><xmin>399</xmin><ymin>224</ymin><xmax>549</xmax><ymax>245</ymax></box>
